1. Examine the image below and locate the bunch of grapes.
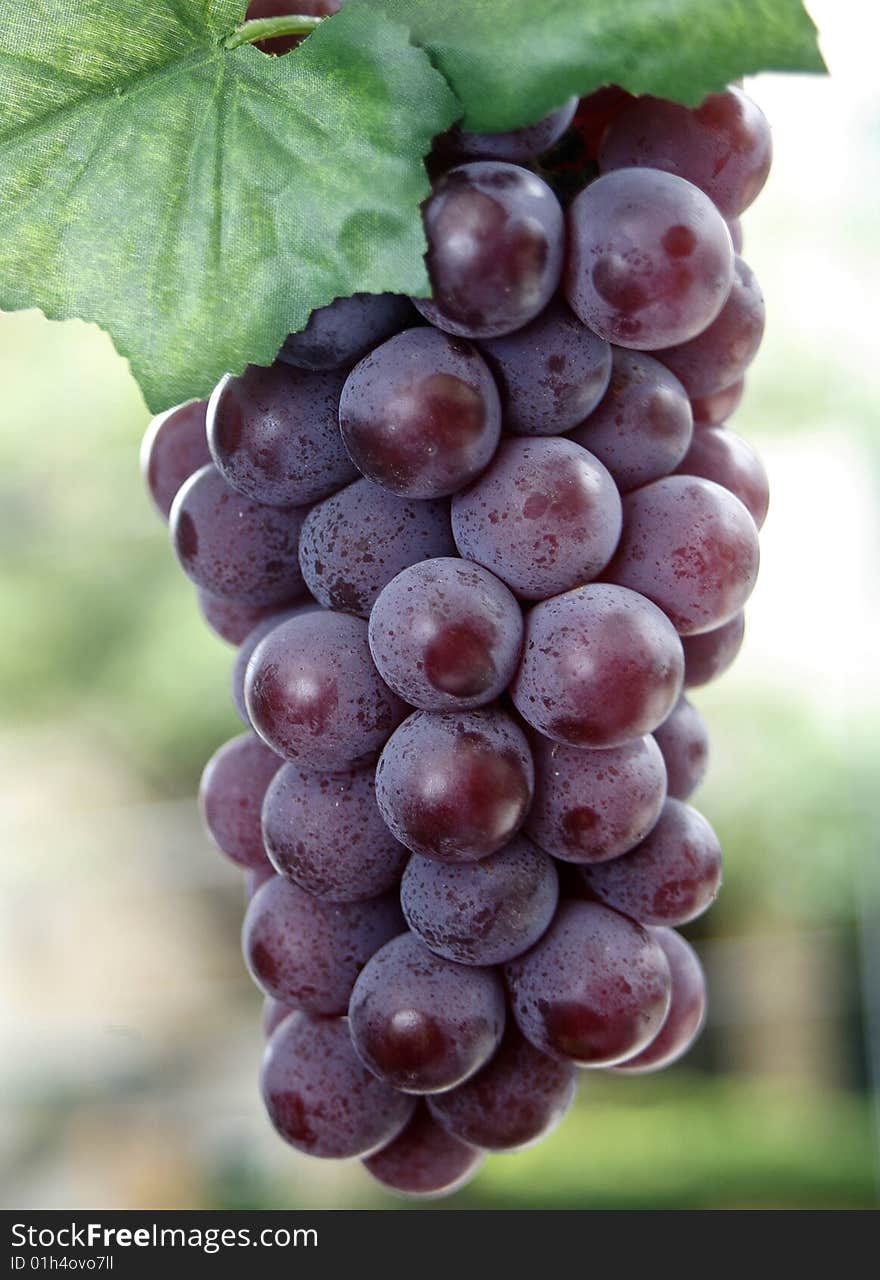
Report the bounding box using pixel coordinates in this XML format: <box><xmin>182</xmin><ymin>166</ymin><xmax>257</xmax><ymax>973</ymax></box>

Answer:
<box><xmin>141</xmin><ymin>83</ymin><xmax>769</xmax><ymax>1200</ymax></box>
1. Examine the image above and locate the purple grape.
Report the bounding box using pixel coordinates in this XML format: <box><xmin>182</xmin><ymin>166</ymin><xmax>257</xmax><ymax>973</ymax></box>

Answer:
<box><xmin>653</xmin><ymin>696</ymin><xmax>709</xmax><ymax>800</ymax></box>
<box><xmin>368</xmin><ymin>558</ymin><xmax>523</xmax><ymax>711</ymax></box>
<box><xmin>140</xmin><ymin>400</ymin><xmax>211</xmax><ymax>520</ymax></box>
<box><xmin>338</xmin><ymin>328</ymin><xmax>501</xmax><ymax>499</ymax></box>
<box><xmin>657</xmin><ymin>257</ymin><xmax>765</xmax><ymax>398</ymax></box>
<box><xmin>451</xmin><ymin>437</ymin><xmax>622</xmax><ymax>601</ymax></box>
<box><xmin>245</xmin><ymin>610</ymin><xmax>407</xmax><ymax>771</ymax></box>
<box><xmin>605</xmin><ymin>475</ymin><xmax>760</xmax><ymax>635</ymax></box>
<box><xmin>569</xmin><ymin>348</ymin><xmax>693</xmax><ymax>492</ymax></box>
<box><xmin>262</xmin><ymin>997</ymin><xmax>294</xmax><ymax>1039</ymax></box>
<box><xmin>207</xmin><ymin>363</ymin><xmax>356</xmax><ymax>507</ymax></box>
<box><xmin>440</xmin><ymin>99</ymin><xmax>578</xmax><ymax>164</ymax></box>
<box><xmin>612</xmin><ymin>927</ymin><xmax>706</xmax><ymax>1073</ymax></box>
<box><xmin>477</xmin><ymin>297</ymin><xmax>612</xmax><ymax>436</ymax></box>
<box><xmin>691</xmin><ymin>377</ymin><xmax>744</xmax><ymax>427</ymax></box>
<box><xmin>400</xmin><ymin>834</ymin><xmax>558</xmax><ymax>966</ymax></box>
<box><xmin>261</xmin><ymin>1012</ymin><xmax>415</xmax><ymax>1158</ymax></box>
<box><xmin>526</xmin><ymin>734</ymin><xmax>667</xmax><ymax>864</ymax></box>
<box><xmin>198</xmin><ymin>589</ymin><xmax>297</xmax><ymax>647</ymax></box>
<box><xmin>414</xmin><ymin>163</ymin><xmax>564</xmax><ymax>339</ymax></box>
<box><xmin>504</xmin><ymin>900</ymin><xmax>671</xmax><ymax>1067</ymax></box>
<box><xmin>599</xmin><ymin>88</ymin><xmax>772</xmax><ymax>219</ymax></box>
<box><xmin>245</xmin><ymin>862</ymin><xmax>276</xmax><ymax>900</ymax></box>
<box><xmin>170</xmin><ymin>464</ymin><xmax>306</xmax><ymax>607</ymax></box>
<box><xmin>565</xmin><ymin>168</ymin><xmax>734</xmax><ymax>349</ymax></box>
<box><xmin>375</xmin><ymin>709</ymin><xmax>534</xmax><ymax>863</ymax></box>
<box><xmin>682</xmin><ymin>612</ymin><xmax>745</xmax><ymax>689</ymax></box>
<box><xmin>299</xmin><ymin>478</ymin><xmax>456</xmax><ymax>618</ymax></box>
<box><xmin>279</xmin><ymin>292</ymin><xmax>415</xmax><ymax>371</ymax></box>
<box><xmin>564</xmin><ymin>87</ymin><xmax>637</xmax><ymax>164</ymax></box>
<box><xmin>348</xmin><ymin>932</ymin><xmax>506</xmax><ymax>1094</ymax></box>
<box><xmin>242</xmin><ymin>874</ymin><xmax>403</xmax><ymax>1014</ymax></box>
<box><xmin>231</xmin><ymin>603</ymin><xmax>318</xmax><ymax>725</ymax></box>
<box><xmin>511</xmin><ymin>584</ymin><xmax>684</xmax><ymax>750</ymax></box>
<box><xmin>676</xmin><ymin>426</ymin><xmax>769</xmax><ymax>528</ymax></box>
<box><xmin>261</xmin><ymin>762</ymin><xmax>409</xmax><ymax>903</ymax></box>
<box><xmin>428</xmin><ymin>1024</ymin><xmax>576</xmax><ymax>1151</ymax></box>
<box><xmin>199</xmin><ymin>733</ymin><xmax>281</xmax><ymax>871</ymax></box>
<box><xmin>362</xmin><ymin>1104</ymin><xmax>483</xmax><ymax>1198</ymax></box>
<box><xmin>580</xmin><ymin>798</ymin><xmax>722</xmax><ymax>927</ymax></box>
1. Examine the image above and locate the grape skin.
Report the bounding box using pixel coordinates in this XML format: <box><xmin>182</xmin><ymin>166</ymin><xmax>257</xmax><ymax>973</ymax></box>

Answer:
<box><xmin>504</xmin><ymin>900</ymin><xmax>672</xmax><ymax>1067</ymax></box>
<box><xmin>170</xmin><ymin>464</ymin><xmax>307</xmax><ymax>607</ymax></box>
<box><xmin>511</xmin><ymin>584</ymin><xmax>684</xmax><ymax>750</ymax></box>
<box><xmin>262</xmin><ymin>997</ymin><xmax>294</xmax><ymax>1039</ymax></box>
<box><xmin>299</xmin><ymin>478</ymin><xmax>456</xmax><ymax>618</ymax></box>
<box><xmin>565</xmin><ymin>167</ymin><xmax>735</xmax><ymax>349</ymax></box>
<box><xmin>362</xmin><ymin>1105</ymin><xmax>483</xmax><ymax>1198</ymax></box>
<box><xmin>262</xmin><ymin>762</ymin><xmax>409</xmax><ymax>903</ymax></box>
<box><xmin>580</xmin><ymin>798</ymin><xmax>722</xmax><ymax>927</ymax></box>
<box><xmin>261</xmin><ymin>1012</ymin><xmax>415</xmax><ymax>1159</ymax></box>
<box><xmin>242</xmin><ymin>874</ymin><xmax>403</xmax><ymax>1014</ymax></box>
<box><xmin>348</xmin><ymin>931</ymin><xmax>506</xmax><ymax>1094</ymax></box>
<box><xmin>428</xmin><ymin>1025</ymin><xmax>577</xmax><ymax>1152</ymax></box>
<box><xmin>451</xmin><ymin>436</ymin><xmax>622</xmax><ymax>601</ymax></box>
<box><xmin>675</xmin><ymin>426</ymin><xmax>770</xmax><ymax>528</ymax></box>
<box><xmin>605</xmin><ymin>475</ymin><xmax>760</xmax><ymax>635</ymax></box>
<box><xmin>338</xmin><ymin>327</ymin><xmax>502</xmax><ymax>499</ymax></box>
<box><xmin>691</xmin><ymin>377</ymin><xmax>744</xmax><ymax>427</ymax></box>
<box><xmin>440</xmin><ymin>99</ymin><xmax>578</xmax><ymax>164</ymax></box>
<box><xmin>477</xmin><ymin>297</ymin><xmax>612</xmax><ymax>436</ymax></box>
<box><xmin>368</xmin><ymin>558</ymin><xmax>523</xmax><ymax>712</ymax></box>
<box><xmin>208</xmin><ymin>363</ymin><xmax>356</xmax><ymax>507</ymax></box>
<box><xmin>199</xmin><ymin>732</ymin><xmax>281</xmax><ymax>871</ymax></box>
<box><xmin>682</xmin><ymin>611</ymin><xmax>745</xmax><ymax>689</ymax></box>
<box><xmin>653</xmin><ymin>696</ymin><xmax>709</xmax><ymax>801</ymax></box>
<box><xmin>400</xmin><ymin>834</ymin><xmax>558</xmax><ymax>966</ymax></box>
<box><xmin>198</xmin><ymin>589</ymin><xmax>296</xmax><ymax>647</ymax></box>
<box><xmin>415</xmin><ymin>162</ymin><xmax>565</xmax><ymax>339</ymax></box>
<box><xmin>612</xmin><ymin>928</ymin><xmax>707</xmax><ymax>1074</ymax></box>
<box><xmin>245</xmin><ymin>610</ymin><xmax>407</xmax><ymax>771</ymax></box>
<box><xmin>231</xmin><ymin>603</ymin><xmax>318</xmax><ymax>725</ymax></box>
<box><xmin>140</xmin><ymin>400</ymin><xmax>210</xmax><ymax>520</ymax></box>
<box><xmin>279</xmin><ymin>291</ymin><xmax>415</xmax><ymax>371</ymax></box>
<box><xmin>375</xmin><ymin>708</ymin><xmax>534</xmax><ymax>864</ymax></box>
<box><xmin>569</xmin><ymin>348</ymin><xmax>693</xmax><ymax>492</ymax></box>
<box><xmin>526</xmin><ymin>734</ymin><xmax>668</xmax><ymax>864</ymax></box>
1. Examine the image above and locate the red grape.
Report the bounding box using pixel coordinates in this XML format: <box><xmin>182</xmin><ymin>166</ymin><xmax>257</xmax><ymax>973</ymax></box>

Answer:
<box><xmin>363</xmin><ymin>1105</ymin><xmax>483</xmax><ymax>1198</ymax></box>
<box><xmin>691</xmin><ymin>377</ymin><xmax>744</xmax><ymax>427</ymax></box>
<box><xmin>653</xmin><ymin>696</ymin><xmax>709</xmax><ymax>800</ymax></box>
<box><xmin>612</xmin><ymin>927</ymin><xmax>706</xmax><ymax>1073</ymax></box>
<box><xmin>676</xmin><ymin>425</ymin><xmax>769</xmax><ymax>528</ymax></box>
<box><xmin>682</xmin><ymin>611</ymin><xmax>745</xmax><ymax>689</ymax></box>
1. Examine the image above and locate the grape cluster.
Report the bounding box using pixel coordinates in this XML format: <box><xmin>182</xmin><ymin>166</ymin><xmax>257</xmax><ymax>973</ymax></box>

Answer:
<box><xmin>141</xmin><ymin>84</ymin><xmax>771</xmax><ymax>1200</ymax></box>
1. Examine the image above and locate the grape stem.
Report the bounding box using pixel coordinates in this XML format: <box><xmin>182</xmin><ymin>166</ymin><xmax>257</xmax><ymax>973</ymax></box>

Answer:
<box><xmin>223</xmin><ymin>16</ymin><xmax>325</xmax><ymax>50</ymax></box>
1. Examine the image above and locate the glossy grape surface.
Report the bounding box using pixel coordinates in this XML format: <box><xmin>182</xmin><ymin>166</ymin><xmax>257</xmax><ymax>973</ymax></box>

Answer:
<box><xmin>682</xmin><ymin>612</ymin><xmax>745</xmax><ymax>689</ymax></box>
<box><xmin>442</xmin><ymin>99</ymin><xmax>578</xmax><ymax>163</ymax></box>
<box><xmin>612</xmin><ymin>927</ymin><xmax>706</xmax><ymax>1073</ymax></box>
<box><xmin>653</xmin><ymin>696</ymin><xmax>709</xmax><ymax>800</ymax></box>
<box><xmin>691</xmin><ymin>377</ymin><xmax>744</xmax><ymax>426</ymax></box>
<box><xmin>362</xmin><ymin>1105</ymin><xmax>483</xmax><ymax>1198</ymax></box>
<box><xmin>676</xmin><ymin>426</ymin><xmax>769</xmax><ymax>528</ymax></box>
<box><xmin>140</xmin><ymin>401</ymin><xmax>210</xmax><ymax>520</ymax></box>
<box><xmin>279</xmin><ymin>291</ymin><xmax>415</xmax><ymax>370</ymax></box>
<box><xmin>198</xmin><ymin>590</ymin><xmax>294</xmax><ymax>647</ymax></box>
<box><xmin>199</xmin><ymin>732</ymin><xmax>280</xmax><ymax>871</ymax></box>
<box><xmin>232</xmin><ymin>604</ymin><xmax>317</xmax><ymax>724</ymax></box>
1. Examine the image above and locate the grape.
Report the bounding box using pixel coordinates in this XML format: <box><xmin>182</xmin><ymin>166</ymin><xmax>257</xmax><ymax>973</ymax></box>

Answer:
<box><xmin>231</xmin><ymin>603</ymin><xmax>317</xmax><ymax>724</ymax></box>
<box><xmin>526</xmin><ymin>734</ymin><xmax>667</xmax><ymax>864</ymax></box>
<box><xmin>208</xmin><ymin>363</ymin><xmax>356</xmax><ymax>507</ymax></box>
<box><xmin>261</xmin><ymin>1012</ymin><xmax>414</xmax><ymax>1159</ymax></box>
<box><xmin>242</xmin><ymin>874</ymin><xmax>403</xmax><ymax>1013</ymax></box>
<box><xmin>580</xmin><ymin>798</ymin><xmax>722</xmax><ymax>927</ymax></box>
<box><xmin>428</xmin><ymin>1025</ymin><xmax>576</xmax><ymax>1152</ymax></box>
<box><xmin>691</xmin><ymin>377</ymin><xmax>744</xmax><ymax>427</ymax></box>
<box><xmin>197</xmin><ymin>589</ymin><xmax>297</xmax><ymax>647</ymax></box>
<box><xmin>245</xmin><ymin>610</ymin><xmax>407</xmax><ymax>771</ymax></box>
<box><xmin>440</xmin><ymin>99</ymin><xmax>578</xmax><ymax>164</ymax></box>
<box><xmin>565</xmin><ymin>167</ymin><xmax>735</xmax><ymax>349</ymax></box>
<box><xmin>511</xmin><ymin>584</ymin><xmax>684</xmax><ymax>750</ymax></box>
<box><xmin>199</xmin><ymin>733</ymin><xmax>281</xmax><ymax>870</ymax></box>
<box><xmin>569</xmin><ymin>349</ymin><xmax>693</xmax><ymax>492</ymax></box>
<box><xmin>504</xmin><ymin>900</ymin><xmax>671</xmax><ymax>1067</ymax></box>
<box><xmin>279</xmin><ymin>292</ymin><xmax>415</xmax><ymax>371</ymax></box>
<box><xmin>338</xmin><ymin>328</ymin><xmax>501</xmax><ymax>499</ymax></box>
<box><xmin>605</xmin><ymin>475</ymin><xmax>760</xmax><ymax>635</ymax></box>
<box><xmin>533</xmin><ymin>87</ymin><xmax>635</xmax><ymax>206</ymax></box>
<box><xmin>348</xmin><ymin>932</ymin><xmax>506</xmax><ymax>1094</ymax></box>
<box><xmin>477</xmin><ymin>298</ymin><xmax>612</xmax><ymax>436</ymax></box>
<box><xmin>170</xmin><ymin>464</ymin><xmax>306</xmax><ymax>607</ymax></box>
<box><xmin>567</xmin><ymin>86</ymin><xmax>637</xmax><ymax>163</ymax></box>
<box><xmin>400</xmin><ymin>834</ymin><xmax>558</xmax><ymax>966</ymax></box>
<box><xmin>245</xmin><ymin>863</ymin><xmax>276</xmax><ymax>900</ymax></box>
<box><xmin>599</xmin><ymin>88</ymin><xmax>772</xmax><ymax>219</ymax></box>
<box><xmin>299</xmin><ymin>478</ymin><xmax>456</xmax><ymax>618</ymax></box>
<box><xmin>375</xmin><ymin>709</ymin><xmax>534</xmax><ymax>863</ymax></box>
<box><xmin>368</xmin><ymin>558</ymin><xmax>523</xmax><ymax>711</ymax></box>
<box><xmin>451</xmin><ymin>437</ymin><xmax>622</xmax><ymax>601</ymax></box>
<box><xmin>363</xmin><ymin>1104</ymin><xmax>483</xmax><ymax>1198</ymax></box>
<box><xmin>657</xmin><ymin>257</ymin><xmax>765</xmax><ymax>398</ymax></box>
<box><xmin>262</xmin><ymin>997</ymin><xmax>294</xmax><ymax>1039</ymax></box>
<box><xmin>262</xmin><ymin>762</ymin><xmax>409</xmax><ymax>902</ymax></box>
<box><xmin>727</xmin><ymin>217</ymin><xmax>744</xmax><ymax>254</ymax></box>
<box><xmin>612</xmin><ymin>928</ymin><xmax>706</xmax><ymax>1073</ymax></box>
<box><xmin>653</xmin><ymin>696</ymin><xmax>709</xmax><ymax>801</ymax></box>
<box><xmin>676</xmin><ymin>426</ymin><xmax>769</xmax><ymax>528</ymax></box>
<box><xmin>414</xmin><ymin>162</ymin><xmax>565</xmax><ymax>339</ymax></box>
<box><xmin>140</xmin><ymin>400</ymin><xmax>210</xmax><ymax>520</ymax></box>
<box><xmin>682</xmin><ymin>611</ymin><xmax>745</xmax><ymax>689</ymax></box>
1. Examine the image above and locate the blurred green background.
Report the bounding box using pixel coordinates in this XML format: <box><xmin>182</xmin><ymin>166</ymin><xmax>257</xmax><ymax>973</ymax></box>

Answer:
<box><xmin>1</xmin><ymin>0</ymin><xmax>879</xmax><ymax>1211</ymax></box>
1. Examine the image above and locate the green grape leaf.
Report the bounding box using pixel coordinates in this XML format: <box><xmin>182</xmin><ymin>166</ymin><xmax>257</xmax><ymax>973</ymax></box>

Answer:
<box><xmin>367</xmin><ymin>0</ymin><xmax>825</xmax><ymax>130</ymax></box>
<box><xmin>0</xmin><ymin>2</ymin><xmax>457</xmax><ymax>411</ymax></box>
